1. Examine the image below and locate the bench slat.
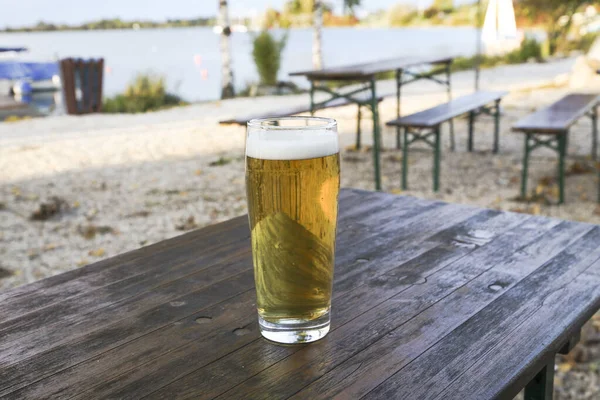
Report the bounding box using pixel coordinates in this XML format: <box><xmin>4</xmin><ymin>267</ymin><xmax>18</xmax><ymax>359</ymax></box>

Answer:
<box><xmin>512</xmin><ymin>93</ymin><xmax>599</xmax><ymax>134</ymax></box>
<box><xmin>386</xmin><ymin>90</ymin><xmax>508</xmax><ymax>128</ymax></box>
<box><xmin>219</xmin><ymin>93</ymin><xmax>387</xmax><ymax>125</ymax></box>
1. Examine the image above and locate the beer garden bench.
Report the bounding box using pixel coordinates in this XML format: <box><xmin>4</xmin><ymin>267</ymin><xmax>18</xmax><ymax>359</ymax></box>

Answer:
<box><xmin>1</xmin><ymin>189</ymin><xmax>599</xmax><ymax>399</ymax></box>
<box><xmin>386</xmin><ymin>90</ymin><xmax>508</xmax><ymax>192</ymax></box>
<box><xmin>220</xmin><ymin>93</ymin><xmax>390</xmax><ymax>150</ymax></box>
<box><xmin>512</xmin><ymin>93</ymin><xmax>599</xmax><ymax>204</ymax></box>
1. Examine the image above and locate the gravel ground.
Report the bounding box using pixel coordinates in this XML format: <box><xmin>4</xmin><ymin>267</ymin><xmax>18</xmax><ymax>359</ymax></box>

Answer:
<box><xmin>1</xmin><ymin>61</ymin><xmax>599</xmax><ymax>397</ymax></box>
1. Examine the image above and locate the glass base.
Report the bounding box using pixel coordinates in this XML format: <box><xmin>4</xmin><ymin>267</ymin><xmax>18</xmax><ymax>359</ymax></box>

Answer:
<box><xmin>258</xmin><ymin>312</ymin><xmax>330</xmax><ymax>344</ymax></box>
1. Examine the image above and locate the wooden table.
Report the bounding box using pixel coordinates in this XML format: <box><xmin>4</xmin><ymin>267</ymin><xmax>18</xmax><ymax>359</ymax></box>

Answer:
<box><xmin>2</xmin><ymin>189</ymin><xmax>600</xmax><ymax>399</ymax></box>
<box><xmin>291</xmin><ymin>56</ymin><xmax>454</xmax><ymax>191</ymax></box>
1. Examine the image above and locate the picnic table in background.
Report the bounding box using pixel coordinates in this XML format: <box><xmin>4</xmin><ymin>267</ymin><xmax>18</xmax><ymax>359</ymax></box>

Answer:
<box><xmin>513</xmin><ymin>93</ymin><xmax>599</xmax><ymax>204</ymax></box>
<box><xmin>2</xmin><ymin>189</ymin><xmax>599</xmax><ymax>399</ymax></box>
<box><xmin>290</xmin><ymin>56</ymin><xmax>455</xmax><ymax>191</ymax></box>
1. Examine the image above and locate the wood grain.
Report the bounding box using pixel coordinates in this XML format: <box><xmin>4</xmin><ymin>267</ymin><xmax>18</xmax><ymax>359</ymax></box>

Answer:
<box><xmin>2</xmin><ymin>189</ymin><xmax>600</xmax><ymax>400</ymax></box>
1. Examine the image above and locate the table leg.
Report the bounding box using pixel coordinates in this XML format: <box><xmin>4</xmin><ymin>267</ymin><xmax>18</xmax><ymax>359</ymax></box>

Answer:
<box><xmin>494</xmin><ymin>99</ymin><xmax>501</xmax><ymax>154</ymax></box>
<box><xmin>434</xmin><ymin>126</ymin><xmax>441</xmax><ymax>192</ymax></box>
<box><xmin>356</xmin><ymin>105</ymin><xmax>362</xmax><ymax>149</ymax></box>
<box><xmin>524</xmin><ymin>359</ymin><xmax>555</xmax><ymax>400</ymax></box>
<box><xmin>402</xmin><ymin>127</ymin><xmax>409</xmax><ymax>190</ymax></box>
<box><xmin>446</xmin><ymin>62</ymin><xmax>455</xmax><ymax>152</ymax></box>
<box><xmin>468</xmin><ymin>111</ymin><xmax>474</xmax><ymax>152</ymax></box>
<box><xmin>591</xmin><ymin>106</ymin><xmax>598</xmax><ymax>160</ymax></box>
<box><xmin>396</xmin><ymin>69</ymin><xmax>403</xmax><ymax>149</ymax></box>
<box><xmin>521</xmin><ymin>134</ymin><xmax>530</xmax><ymax>200</ymax></box>
<box><xmin>558</xmin><ymin>133</ymin><xmax>567</xmax><ymax>204</ymax></box>
<box><xmin>309</xmin><ymin>81</ymin><xmax>315</xmax><ymax>116</ymax></box>
<box><xmin>371</xmin><ymin>78</ymin><xmax>382</xmax><ymax>191</ymax></box>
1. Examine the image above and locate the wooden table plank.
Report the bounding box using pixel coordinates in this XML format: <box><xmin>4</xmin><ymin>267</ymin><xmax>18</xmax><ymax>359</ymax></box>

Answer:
<box><xmin>289</xmin><ymin>56</ymin><xmax>453</xmax><ymax>80</ymax></box>
<box><xmin>512</xmin><ymin>94</ymin><xmax>599</xmax><ymax>134</ymax></box>
<box><xmin>0</xmin><ymin>190</ymin><xmax>432</xmax><ymax>396</ymax></box>
<box><xmin>3</xmin><ymin>193</ymin><xmax>468</xmax><ymax>399</ymax></box>
<box><xmin>2</xmin><ymin>189</ymin><xmax>600</xmax><ymax>400</ymax></box>
<box><xmin>18</xmin><ymin>198</ymin><xmax>472</xmax><ymax>399</ymax></box>
<box><xmin>208</xmin><ymin>220</ymin><xmax>587</xmax><ymax>400</ymax></box>
<box><xmin>143</xmin><ymin>210</ymin><xmax>534</xmax><ymax>400</ymax></box>
<box><xmin>367</xmin><ymin>232</ymin><xmax>600</xmax><ymax>400</ymax></box>
<box><xmin>308</xmin><ymin>224</ymin><xmax>598</xmax><ymax>400</ymax></box>
<box><xmin>67</xmin><ymin>206</ymin><xmax>489</xmax><ymax>400</ymax></box>
<box><xmin>0</xmin><ymin>215</ymin><xmax>249</xmax><ymax>317</ymax></box>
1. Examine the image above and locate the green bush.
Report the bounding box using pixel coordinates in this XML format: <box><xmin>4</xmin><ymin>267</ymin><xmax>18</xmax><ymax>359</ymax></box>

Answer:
<box><xmin>563</xmin><ymin>32</ymin><xmax>599</xmax><ymax>54</ymax></box>
<box><xmin>451</xmin><ymin>37</ymin><xmax>543</xmax><ymax>74</ymax></box>
<box><xmin>252</xmin><ymin>30</ymin><xmax>288</xmax><ymax>86</ymax></box>
<box><xmin>388</xmin><ymin>4</ymin><xmax>419</xmax><ymax>27</ymax></box>
<box><xmin>508</xmin><ymin>37</ymin><xmax>543</xmax><ymax>63</ymax></box>
<box><xmin>103</xmin><ymin>73</ymin><xmax>186</xmax><ymax>113</ymax></box>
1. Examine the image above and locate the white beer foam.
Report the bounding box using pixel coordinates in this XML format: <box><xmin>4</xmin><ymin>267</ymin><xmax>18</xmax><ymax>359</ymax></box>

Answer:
<box><xmin>246</xmin><ymin>129</ymin><xmax>339</xmax><ymax>160</ymax></box>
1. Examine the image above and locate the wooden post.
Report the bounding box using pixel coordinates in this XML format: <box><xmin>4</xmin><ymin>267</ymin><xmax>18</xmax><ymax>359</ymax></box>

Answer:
<box><xmin>60</xmin><ymin>58</ymin><xmax>104</xmax><ymax>115</ymax></box>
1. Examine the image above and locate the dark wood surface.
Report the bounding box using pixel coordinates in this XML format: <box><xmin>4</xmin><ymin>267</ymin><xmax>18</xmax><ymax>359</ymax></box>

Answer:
<box><xmin>219</xmin><ymin>93</ymin><xmax>385</xmax><ymax>125</ymax></box>
<box><xmin>289</xmin><ymin>56</ymin><xmax>453</xmax><ymax>80</ymax></box>
<box><xmin>1</xmin><ymin>189</ymin><xmax>600</xmax><ymax>400</ymax></box>
<box><xmin>386</xmin><ymin>90</ymin><xmax>507</xmax><ymax>128</ymax></box>
<box><xmin>512</xmin><ymin>93</ymin><xmax>599</xmax><ymax>134</ymax></box>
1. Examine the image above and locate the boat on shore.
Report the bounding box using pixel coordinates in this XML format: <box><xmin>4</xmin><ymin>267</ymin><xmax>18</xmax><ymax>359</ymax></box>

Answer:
<box><xmin>0</xmin><ymin>47</ymin><xmax>61</xmax><ymax>96</ymax></box>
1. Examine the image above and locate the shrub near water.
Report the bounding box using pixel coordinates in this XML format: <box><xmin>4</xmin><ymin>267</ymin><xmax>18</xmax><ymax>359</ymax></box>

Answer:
<box><xmin>252</xmin><ymin>30</ymin><xmax>288</xmax><ymax>86</ymax></box>
<box><xmin>103</xmin><ymin>73</ymin><xmax>186</xmax><ymax>113</ymax></box>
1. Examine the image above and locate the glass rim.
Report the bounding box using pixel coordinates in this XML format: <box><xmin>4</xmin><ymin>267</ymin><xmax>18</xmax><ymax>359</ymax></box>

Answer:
<box><xmin>247</xmin><ymin>116</ymin><xmax>337</xmax><ymax>130</ymax></box>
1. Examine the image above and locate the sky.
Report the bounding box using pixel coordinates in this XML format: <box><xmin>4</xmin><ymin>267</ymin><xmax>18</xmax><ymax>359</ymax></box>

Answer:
<box><xmin>0</xmin><ymin>0</ymin><xmax>471</xmax><ymax>28</ymax></box>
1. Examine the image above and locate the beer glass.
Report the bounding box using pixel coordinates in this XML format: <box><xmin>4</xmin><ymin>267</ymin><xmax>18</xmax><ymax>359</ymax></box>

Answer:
<box><xmin>245</xmin><ymin>116</ymin><xmax>340</xmax><ymax>344</ymax></box>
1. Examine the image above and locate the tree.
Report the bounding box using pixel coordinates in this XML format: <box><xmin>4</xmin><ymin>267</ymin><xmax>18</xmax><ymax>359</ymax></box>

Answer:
<box><xmin>313</xmin><ymin>1</ymin><xmax>323</xmax><ymax>69</ymax></box>
<box><xmin>313</xmin><ymin>1</ymin><xmax>359</xmax><ymax>69</ymax></box>
<box><xmin>218</xmin><ymin>0</ymin><xmax>235</xmax><ymax>98</ymax></box>
<box><xmin>516</xmin><ymin>0</ymin><xmax>591</xmax><ymax>54</ymax></box>
<box><xmin>433</xmin><ymin>0</ymin><xmax>454</xmax><ymax>12</ymax></box>
<box><xmin>344</xmin><ymin>0</ymin><xmax>361</xmax><ymax>16</ymax></box>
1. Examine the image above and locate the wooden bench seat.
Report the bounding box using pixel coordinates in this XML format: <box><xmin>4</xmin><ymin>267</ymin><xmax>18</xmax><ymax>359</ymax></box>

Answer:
<box><xmin>219</xmin><ymin>92</ymin><xmax>387</xmax><ymax>126</ymax></box>
<box><xmin>386</xmin><ymin>90</ymin><xmax>508</xmax><ymax>191</ymax></box>
<box><xmin>512</xmin><ymin>93</ymin><xmax>599</xmax><ymax>204</ymax></box>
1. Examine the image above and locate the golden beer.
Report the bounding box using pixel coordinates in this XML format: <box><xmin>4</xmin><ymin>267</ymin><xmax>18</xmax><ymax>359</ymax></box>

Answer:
<box><xmin>246</xmin><ymin>117</ymin><xmax>339</xmax><ymax>344</ymax></box>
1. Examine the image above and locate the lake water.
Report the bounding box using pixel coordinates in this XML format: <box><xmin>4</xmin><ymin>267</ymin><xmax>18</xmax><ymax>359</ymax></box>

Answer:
<box><xmin>1</xmin><ymin>27</ymin><xmax>480</xmax><ymax>102</ymax></box>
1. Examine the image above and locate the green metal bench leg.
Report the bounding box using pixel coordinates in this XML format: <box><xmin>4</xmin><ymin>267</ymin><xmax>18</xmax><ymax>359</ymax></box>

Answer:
<box><xmin>493</xmin><ymin>99</ymin><xmax>500</xmax><ymax>154</ymax></box>
<box><xmin>521</xmin><ymin>134</ymin><xmax>531</xmax><ymax>200</ymax></box>
<box><xmin>356</xmin><ymin>105</ymin><xmax>362</xmax><ymax>149</ymax></box>
<box><xmin>592</xmin><ymin>106</ymin><xmax>598</xmax><ymax>160</ymax></box>
<box><xmin>524</xmin><ymin>359</ymin><xmax>555</xmax><ymax>400</ymax></box>
<box><xmin>558</xmin><ymin>133</ymin><xmax>567</xmax><ymax>204</ymax></box>
<box><xmin>309</xmin><ymin>81</ymin><xmax>315</xmax><ymax>116</ymax></box>
<box><xmin>396</xmin><ymin>69</ymin><xmax>403</xmax><ymax>150</ymax></box>
<box><xmin>434</xmin><ymin>126</ymin><xmax>441</xmax><ymax>192</ymax></box>
<box><xmin>370</xmin><ymin>78</ymin><xmax>382</xmax><ymax>191</ymax></box>
<box><xmin>446</xmin><ymin>62</ymin><xmax>455</xmax><ymax>152</ymax></box>
<box><xmin>402</xmin><ymin>127</ymin><xmax>409</xmax><ymax>190</ymax></box>
<box><xmin>468</xmin><ymin>111</ymin><xmax>474</xmax><ymax>152</ymax></box>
